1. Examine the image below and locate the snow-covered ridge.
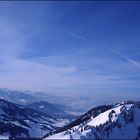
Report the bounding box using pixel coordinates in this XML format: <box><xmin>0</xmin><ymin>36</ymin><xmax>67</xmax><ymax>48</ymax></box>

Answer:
<box><xmin>44</xmin><ymin>101</ymin><xmax>140</xmax><ymax>139</ymax></box>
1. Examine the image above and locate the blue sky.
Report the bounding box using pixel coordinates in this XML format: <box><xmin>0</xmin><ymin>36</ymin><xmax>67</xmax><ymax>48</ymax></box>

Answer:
<box><xmin>0</xmin><ymin>1</ymin><xmax>140</xmax><ymax>99</ymax></box>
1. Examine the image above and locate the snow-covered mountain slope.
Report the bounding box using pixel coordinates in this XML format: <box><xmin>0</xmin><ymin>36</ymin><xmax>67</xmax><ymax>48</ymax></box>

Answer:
<box><xmin>0</xmin><ymin>99</ymin><xmax>68</xmax><ymax>139</ymax></box>
<box><xmin>43</xmin><ymin>104</ymin><xmax>113</xmax><ymax>138</ymax></box>
<box><xmin>44</xmin><ymin>101</ymin><xmax>140</xmax><ymax>139</ymax></box>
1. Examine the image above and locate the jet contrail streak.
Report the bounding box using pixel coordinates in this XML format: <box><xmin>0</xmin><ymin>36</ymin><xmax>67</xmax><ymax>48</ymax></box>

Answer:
<box><xmin>56</xmin><ymin>28</ymin><xmax>140</xmax><ymax>69</ymax></box>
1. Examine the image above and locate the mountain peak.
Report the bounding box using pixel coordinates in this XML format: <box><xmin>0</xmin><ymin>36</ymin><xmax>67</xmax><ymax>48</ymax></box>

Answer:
<box><xmin>44</xmin><ymin>101</ymin><xmax>140</xmax><ymax>140</ymax></box>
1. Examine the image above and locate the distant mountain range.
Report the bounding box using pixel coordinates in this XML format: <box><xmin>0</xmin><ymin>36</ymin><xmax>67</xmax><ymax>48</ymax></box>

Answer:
<box><xmin>0</xmin><ymin>88</ymin><xmax>78</xmax><ymax>139</ymax></box>
<box><xmin>0</xmin><ymin>88</ymin><xmax>106</xmax><ymax>113</ymax></box>
<box><xmin>0</xmin><ymin>88</ymin><xmax>76</xmax><ymax>114</ymax></box>
<box><xmin>44</xmin><ymin>101</ymin><xmax>140</xmax><ymax>139</ymax></box>
<box><xmin>0</xmin><ymin>88</ymin><xmax>38</xmax><ymax>105</ymax></box>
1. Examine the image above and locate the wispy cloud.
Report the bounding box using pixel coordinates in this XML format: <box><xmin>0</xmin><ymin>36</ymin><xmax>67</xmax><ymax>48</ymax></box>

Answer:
<box><xmin>0</xmin><ymin>56</ymin><xmax>124</xmax><ymax>92</ymax></box>
<box><xmin>56</xmin><ymin>28</ymin><xmax>140</xmax><ymax>70</ymax></box>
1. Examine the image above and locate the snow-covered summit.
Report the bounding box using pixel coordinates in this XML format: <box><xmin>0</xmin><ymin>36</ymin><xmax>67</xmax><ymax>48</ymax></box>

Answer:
<box><xmin>44</xmin><ymin>101</ymin><xmax>140</xmax><ymax>139</ymax></box>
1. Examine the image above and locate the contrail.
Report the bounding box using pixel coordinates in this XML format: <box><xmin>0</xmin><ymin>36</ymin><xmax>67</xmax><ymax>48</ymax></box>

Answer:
<box><xmin>56</xmin><ymin>28</ymin><xmax>96</xmax><ymax>45</ymax></box>
<box><xmin>127</xmin><ymin>59</ymin><xmax>140</xmax><ymax>69</ymax></box>
<box><xmin>55</xmin><ymin>28</ymin><xmax>140</xmax><ymax>69</ymax></box>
